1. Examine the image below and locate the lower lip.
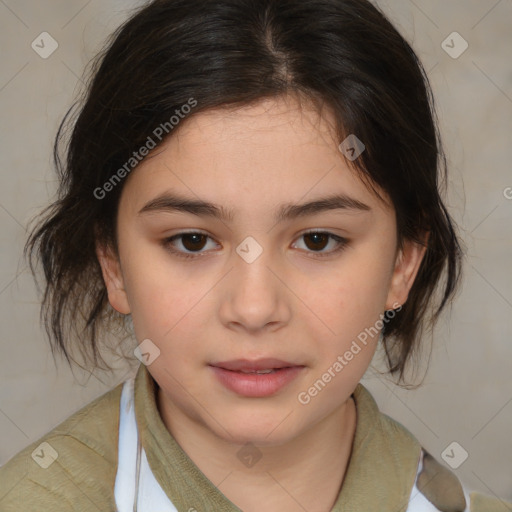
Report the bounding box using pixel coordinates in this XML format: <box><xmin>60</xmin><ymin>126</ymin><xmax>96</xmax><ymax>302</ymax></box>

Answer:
<box><xmin>210</xmin><ymin>366</ymin><xmax>305</xmax><ymax>397</ymax></box>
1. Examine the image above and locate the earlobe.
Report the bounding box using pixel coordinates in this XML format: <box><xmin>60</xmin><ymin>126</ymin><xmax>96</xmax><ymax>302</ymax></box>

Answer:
<box><xmin>95</xmin><ymin>243</ymin><xmax>131</xmax><ymax>315</ymax></box>
<box><xmin>385</xmin><ymin>232</ymin><xmax>429</xmax><ymax>310</ymax></box>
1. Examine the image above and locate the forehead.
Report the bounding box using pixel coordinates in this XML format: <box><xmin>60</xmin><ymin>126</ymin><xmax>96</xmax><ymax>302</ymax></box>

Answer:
<box><xmin>184</xmin><ymin>94</ymin><xmax>336</xmax><ymax>140</ymax></box>
<box><xmin>119</xmin><ymin>95</ymin><xmax>392</xmax><ymax>218</ymax></box>
<box><xmin>159</xmin><ymin>94</ymin><xmax>341</xmax><ymax>173</ymax></box>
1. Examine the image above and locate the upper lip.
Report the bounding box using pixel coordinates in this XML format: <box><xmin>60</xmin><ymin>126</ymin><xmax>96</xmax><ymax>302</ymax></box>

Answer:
<box><xmin>210</xmin><ymin>358</ymin><xmax>303</xmax><ymax>372</ymax></box>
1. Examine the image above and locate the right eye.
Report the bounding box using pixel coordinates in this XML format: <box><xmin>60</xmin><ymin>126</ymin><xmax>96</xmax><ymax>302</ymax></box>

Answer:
<box><xmin>162</xmin><ymin>231</ymin><xmax>220</xmax><ymax>259</ymax></box>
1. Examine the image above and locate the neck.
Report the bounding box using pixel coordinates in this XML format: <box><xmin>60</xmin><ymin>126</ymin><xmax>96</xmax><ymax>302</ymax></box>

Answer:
<box><xmin>157</xmin><ymin>389</ymin><xmax>357</xmax><ymax>512</ymax></box>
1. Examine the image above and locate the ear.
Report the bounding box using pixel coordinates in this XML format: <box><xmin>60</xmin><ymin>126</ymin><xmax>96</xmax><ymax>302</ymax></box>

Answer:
<box><xmin>385</xmin><ymin>232</ymin><xmax>429</xmax><ymax>310</ymax></box>
<box><xmin>96</xmin><ymin>242</ymin><xmax>131</xmax><ymax>315</ymax></box>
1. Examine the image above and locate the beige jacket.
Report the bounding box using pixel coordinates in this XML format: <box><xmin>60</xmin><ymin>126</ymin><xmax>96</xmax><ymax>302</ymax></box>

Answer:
<box><xmin>0</xmin><ymin>364</ymin><xmax>510</xmax><ymax>511</ymax></box>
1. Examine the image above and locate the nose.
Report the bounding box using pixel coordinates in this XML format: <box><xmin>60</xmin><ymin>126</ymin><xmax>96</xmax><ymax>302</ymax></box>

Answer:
<box><xmin>218</xmin><ymin>239</ymin><xmax>291</xmax><ymax>334</ymax></box>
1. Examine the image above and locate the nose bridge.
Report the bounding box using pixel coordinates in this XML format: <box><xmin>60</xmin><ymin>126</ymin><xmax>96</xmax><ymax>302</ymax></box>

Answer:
<box><xmin>221</xmin><ymin>234</ymin><xmax>288</xmax><ymax>329</ymax></box>
<box><xmin>233</xmin><ymin>234</ymin><xmax>279</xmax><ymax>297</ymax></box>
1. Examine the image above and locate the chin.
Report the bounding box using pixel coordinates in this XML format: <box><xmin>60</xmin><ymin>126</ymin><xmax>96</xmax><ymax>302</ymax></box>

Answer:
<box><xmin>209</xmin><ymin>412</ymin><xmax>302</xmax><ymax>448</ymax></box>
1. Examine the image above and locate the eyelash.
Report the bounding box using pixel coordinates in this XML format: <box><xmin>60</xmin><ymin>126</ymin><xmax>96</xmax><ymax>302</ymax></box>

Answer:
<box><xmin>161</xmin><ymin>230</ymin><xmax>349</xmax><ymax>260</ymax></box>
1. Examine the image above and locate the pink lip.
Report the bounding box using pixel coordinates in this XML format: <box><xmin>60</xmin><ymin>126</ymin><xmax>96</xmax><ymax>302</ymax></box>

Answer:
<box><xmin>209</xmin><ymin>359</ymin><xmax>305</xmax><ymax>397</ymax></box>
<box><xmin>210</xmin><ymin>358</ymin><xmax>298</xmax><ymax>372</ymax></box>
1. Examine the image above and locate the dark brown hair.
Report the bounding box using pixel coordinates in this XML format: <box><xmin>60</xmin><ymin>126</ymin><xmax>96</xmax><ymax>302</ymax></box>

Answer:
<box><xmin>25</xmin><ymin>0</ymin><xmax>463</xmax><ymax>383</ymax></box>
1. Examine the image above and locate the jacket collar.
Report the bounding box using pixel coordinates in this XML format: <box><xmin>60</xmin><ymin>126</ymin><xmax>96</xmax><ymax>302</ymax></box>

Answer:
<box><xmin>134</xmin><ymin>364</ymin><xmax>421</xmax><ymax>511</ymax></box>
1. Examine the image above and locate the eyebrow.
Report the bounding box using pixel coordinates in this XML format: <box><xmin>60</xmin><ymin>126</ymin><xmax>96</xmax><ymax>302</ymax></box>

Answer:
<box><xmin>138</xmin><ymin>192</ymin><xmax>371</xmax><ymax>223</ymax></box>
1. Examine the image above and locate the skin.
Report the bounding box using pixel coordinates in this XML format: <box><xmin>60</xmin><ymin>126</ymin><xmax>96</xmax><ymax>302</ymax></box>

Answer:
<box><xmin>97</xmin><ymin>93</ymin><xmax>427</xmax><ymax>512</ymax></box>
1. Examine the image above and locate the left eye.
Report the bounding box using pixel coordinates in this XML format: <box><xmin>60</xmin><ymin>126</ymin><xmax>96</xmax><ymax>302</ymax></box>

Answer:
<box><xmin>293</xmin><ymin>231</ymin><xmax>347</xmax><ymax>255</ymax></box>
<box><xmin>162</xmin><ymin>231</ymin><xmax>348</xmax><ymax>259</ymax></box>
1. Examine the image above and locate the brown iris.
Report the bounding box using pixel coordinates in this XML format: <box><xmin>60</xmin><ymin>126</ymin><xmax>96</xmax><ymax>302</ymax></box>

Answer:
<box><xmin>302</xmin><ymin>232</ymin><xmax>329</xmax><ymax>252</ymax></box>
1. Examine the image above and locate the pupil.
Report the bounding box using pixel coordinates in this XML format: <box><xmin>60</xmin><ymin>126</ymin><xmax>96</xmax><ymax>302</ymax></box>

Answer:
<box><xmin>306</xmin><ymin>233</ymin><xmax>327</xmax><ymax>251</ymax></box>
<box><xmin>183</xmin><ymin>234</ymin><xmax>206</xmax><ymax>251</ymax></box>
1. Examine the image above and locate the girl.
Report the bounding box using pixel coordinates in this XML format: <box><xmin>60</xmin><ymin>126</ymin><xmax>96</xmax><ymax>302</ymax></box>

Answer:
<box><xmin>0</xmin><ymin>0</ymin><xmax>509</xmax><ymax>510</ymax></box>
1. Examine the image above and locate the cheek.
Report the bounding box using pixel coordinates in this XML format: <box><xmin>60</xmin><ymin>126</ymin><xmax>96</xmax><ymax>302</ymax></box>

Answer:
<box><xmin>119</xmin><ymin>243</ymin><xmax>199</xmax><ymax>339</ymax></box>
<box><xmin>319</xmin><ymin>250</ymin><xmax>394</xmax><ymax>329</ymax></box>
<box><xmin>302</xmin><ymin>247</ymin><xmax>394</xmax><ymax>380</ymax></box>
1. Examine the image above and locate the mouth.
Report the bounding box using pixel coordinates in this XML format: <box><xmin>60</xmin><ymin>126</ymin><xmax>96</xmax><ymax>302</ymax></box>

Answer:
<box><xmin>208</xmin><ymin>358</ymin><xmax>306</xmax><ymax>397</ymax></box>
<box><xmin>233</xmin><ymin>368</ymin><xmax>281</xmax><ymax>374</ymax></box>
<box><xmin>209</xmin><ymin>357</ymin><xmax>303</xmax><ymax>372</ymax></box>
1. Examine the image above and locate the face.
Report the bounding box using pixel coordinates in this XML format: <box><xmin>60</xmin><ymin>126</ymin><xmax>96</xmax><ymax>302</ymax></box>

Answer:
<box><xmin>97</xmin><ymin>94</ymin><xmax>425</xmax><ymax>447</ymax></box>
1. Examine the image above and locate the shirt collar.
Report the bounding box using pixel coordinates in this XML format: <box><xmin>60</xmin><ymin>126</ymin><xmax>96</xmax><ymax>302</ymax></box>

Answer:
<box><xmin>134</xmin><ymin>363</ymin><xmax>421</xmax><ymax>511</ymax></box>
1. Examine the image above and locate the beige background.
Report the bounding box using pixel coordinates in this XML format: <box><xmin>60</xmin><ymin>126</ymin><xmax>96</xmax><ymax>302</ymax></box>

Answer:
<box><xmin>1</xmin><ymin>0</ymin><xmax>511</xmax><ymax>502</ymax></box>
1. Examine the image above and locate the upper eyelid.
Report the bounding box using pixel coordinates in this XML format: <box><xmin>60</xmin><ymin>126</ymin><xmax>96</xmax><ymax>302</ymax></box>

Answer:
<box><xmin>166</xmin><ymin>229</ymin><xmax>344</xmax><ymax>241</ymax></box>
